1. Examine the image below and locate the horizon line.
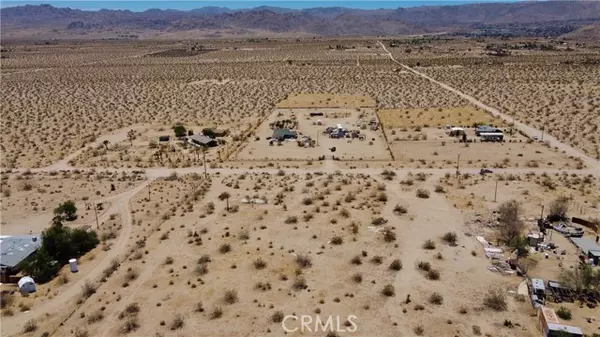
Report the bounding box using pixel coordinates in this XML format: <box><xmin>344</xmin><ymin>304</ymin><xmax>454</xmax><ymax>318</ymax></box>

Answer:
<box><xmin>0</xmin><ymin>0</ymin><xmax>529</xmax><ymax>12</ymax></box>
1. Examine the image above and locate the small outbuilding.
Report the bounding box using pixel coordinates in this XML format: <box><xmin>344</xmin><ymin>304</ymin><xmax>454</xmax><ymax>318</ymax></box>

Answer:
<box><xmin>189</xmin><ymin>134</ymin><xmax>218</xmax><ymax>147</ymax></box>
<box><xmin>18</xmin><ymin>276</ymin><xmax>36</xmax><ymax>294</ymax></box>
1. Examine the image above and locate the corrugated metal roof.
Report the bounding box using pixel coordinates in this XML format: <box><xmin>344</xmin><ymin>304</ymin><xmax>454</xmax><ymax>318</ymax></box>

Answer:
<box><xmin>531</xmin><ymin>278</ymin><xmax>545</xmax><ymax>290</ymax></box>
<box><xmin>547</xmin><ymin>323</ymin><xmax>583</xmax><ymax>334</ymax></box>
<box><xmin>570</xmin><ymin>237</ymin><xmax>600</xmax><ymax>255</ymax></box>
<box><xmin>189</xmin><ymin>134</ymin><xmax>215</xmax><ymax>145</ymax></box>
<box><xmin>0</xmin><ymin>235</ymin><xmax>42</xmax><ymax>268</ymax></box>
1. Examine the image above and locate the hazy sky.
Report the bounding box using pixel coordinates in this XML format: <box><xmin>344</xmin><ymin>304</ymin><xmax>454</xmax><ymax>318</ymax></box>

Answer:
<box><xmin>1</xmin><ymin>0</ymin><xmax>523</xmax><ymax>11</ymax></box>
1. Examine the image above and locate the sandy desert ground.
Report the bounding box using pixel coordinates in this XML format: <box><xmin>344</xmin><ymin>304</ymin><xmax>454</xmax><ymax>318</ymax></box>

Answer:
<box><xmin>1</xmin><ymin>37</ymin><xmax>599</xmax><ymax>337</ymax></box>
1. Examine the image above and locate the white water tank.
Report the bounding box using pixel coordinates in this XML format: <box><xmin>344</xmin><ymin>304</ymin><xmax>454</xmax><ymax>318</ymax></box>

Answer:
<box><xmin>69</xmin><ymin>258</ymin><xmax>78</xmax><ymax>273</ymax></box>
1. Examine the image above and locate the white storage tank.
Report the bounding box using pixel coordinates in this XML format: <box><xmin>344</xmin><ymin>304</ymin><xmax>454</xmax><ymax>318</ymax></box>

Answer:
<box><xmin>69</xmin><ymin>258</ymin><xmax>78</xmax><ymax>273</ymax></box>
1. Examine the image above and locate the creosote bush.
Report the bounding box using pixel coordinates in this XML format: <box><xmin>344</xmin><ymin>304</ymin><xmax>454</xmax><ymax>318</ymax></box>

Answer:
<box><xmin>381</xmin><ymin>284</ymin><xmax>395</xmax><ymax>297</ymax></box>
<box><xmin>416</xmin><ymin>189</ymin><xmax>430</xmax><ymax>198</ymax></box>
<box><xmin>422</xmin><ymin>239</ymin><xmax>436</xmax><ymax>250</ymax></box>
<box><xmin>483</xmin><ymin>287</ymin><xmax>508</xmax><ymax>311</ymax></box>
<box><xmin>389</xmin><ymin>259</ymin><xmax>402</xmax><ymax>271</ymax></box>
<box><xmin>442</xmin><ymin>232</ymin><xmax>458</xmax><ymax>244</ymax></box>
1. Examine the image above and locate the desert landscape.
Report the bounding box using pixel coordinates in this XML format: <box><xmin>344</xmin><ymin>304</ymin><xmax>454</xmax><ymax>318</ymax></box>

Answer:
<box><xmin>1</xmin><ymin>2</ymin><xmax>600</xmax><ymax>337</ymax></box>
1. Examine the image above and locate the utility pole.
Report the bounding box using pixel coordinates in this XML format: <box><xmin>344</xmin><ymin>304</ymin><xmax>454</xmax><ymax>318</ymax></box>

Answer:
<box><xmin>494</xmin><ymin>180</ymin><xmax>498</xmax><ymax>202</ymax></box>
<box><xmin>203</xmin><ymin>148</ymin><xmax>207</xmax><ymax>179</ymax></box>
<box><xmin>540</xmin><ymin>205</ymin><xmax>544</xmax><ymax>220</ymax></box>
<box><xmin>93</xmin><ymin>204</ymin><xmax>99</xmax><ymax>229</ymax></box>
<box><xmin>456</xmin><ymin>154</ymin><xmax>461</xmax><ymax>176</ymax></box>
<box><xmin>86</xmin><ymin>202</ymin><xmax>99</xmax><ymax>229</ymax></box>
<box><xmin>148</xmin><ymin>186</ymin><xmax>151</xmax><ymax>201</ymax></box>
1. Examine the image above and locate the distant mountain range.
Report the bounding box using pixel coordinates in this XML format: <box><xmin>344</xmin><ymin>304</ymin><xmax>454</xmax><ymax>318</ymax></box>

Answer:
<box><xmin>1</xmin><ymin>2</ymin><xmax>599</xmax><ymax>39</ymax></box>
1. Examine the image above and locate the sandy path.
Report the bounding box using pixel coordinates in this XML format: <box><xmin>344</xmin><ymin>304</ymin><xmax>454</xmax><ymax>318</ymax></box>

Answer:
<box><xmin>2</xmin><ymin>179</ymin><xmax>153</xmax><ymax>337</ymax></box>
<box><xmin>377</xmin><ymin>41</ymin><xmax>600</xmax><ymax>174</ymax></box>
<box><xmin>99</xmin><ymin>179</ymin><xmax>219</xmax><ymax>337</ymax></box>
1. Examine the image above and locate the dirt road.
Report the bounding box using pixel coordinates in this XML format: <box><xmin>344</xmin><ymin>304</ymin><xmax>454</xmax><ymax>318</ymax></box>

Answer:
<box><xmin>1</xmin><ymin>180</ymin><xmax>153</xmax><ymax>337</ymax></box>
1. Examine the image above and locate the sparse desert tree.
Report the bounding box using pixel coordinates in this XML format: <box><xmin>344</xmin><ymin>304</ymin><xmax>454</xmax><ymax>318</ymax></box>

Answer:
<box><xmin>548</xmin><ymin>196</ymin><xmax>570</xmax><ymax>222</ymax></box>
<box><xmin>54</xmin><ymin>200</ymin><xmax>77</xmax><ymax>221</ymax></box>
<box><xmin>497</xmin><ymin>199</ymin><xmax>524</xmax><ymax>243</ymax></box>
<box><xmin>560</xmin><ymin>263</ymin><xmax>600</xmax><ymax>294</ymax></box>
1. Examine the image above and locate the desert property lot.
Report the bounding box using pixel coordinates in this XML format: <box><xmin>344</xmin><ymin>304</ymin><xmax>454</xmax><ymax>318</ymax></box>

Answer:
<box><xmin>379</xmin><ymin>106</ymin><xmax>507</xmax><ymax>129</ymax></box>
<box><xmin>391</xmin><ymin>140</ymin><xmax>576</xmax><ymax>169</ymax></box>
<box><xmin>387</xmin><ymin>129</ymin><xmax>578</xmax><ymax>169</ymax></box>
<box><xmin>235</xmin><ymin>107</ymin><xmax>392</xmax><ymax>161</ymax></box>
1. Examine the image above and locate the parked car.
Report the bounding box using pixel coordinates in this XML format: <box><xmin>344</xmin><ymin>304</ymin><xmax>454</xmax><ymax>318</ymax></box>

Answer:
<box><xmin>480</xmin><ymin>168</ymin><xmax>493</xmax><ymax>175</ymax></box>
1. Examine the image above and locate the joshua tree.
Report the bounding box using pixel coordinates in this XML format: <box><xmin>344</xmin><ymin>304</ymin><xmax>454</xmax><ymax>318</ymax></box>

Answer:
<box><xmin>102</xmin><ymin>140</ymin><xmax>110</xmax><ymax>151</ymax></box>
<box><xmin>219</xmin><ymin>192</ymin><xmax>231</xmax><ymax>212</ymax></box>
<box><xmin>127</xmin><ymin>129</ymin><xmax>136</xmax><ymax>145</ymax></box>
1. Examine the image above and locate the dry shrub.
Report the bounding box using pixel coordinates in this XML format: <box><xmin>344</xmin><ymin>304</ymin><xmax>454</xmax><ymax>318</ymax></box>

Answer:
<box><xmin>253</xmin><ymin>258</ymin><xmax>267</xmax><ymax>270</ymax></box>
<box><xmin>195</xmin><ymin>263</ymin><xmax>208</xmax><ymax>276</ymax></box>
<box><xmin>416</xmin><ymin>189</ymin><xmax>430</xmax><ymax>198</ymax></box>
<box><xmin>87</xmin><ymin>311</ymin><xmax>104</xmax><ymax>324</ymax></box>
<box><xmin>330</xmin><ymin>235</ymin><xmax>343</xmax><ymax>245</ymax></box>
<box><xmin>422</xmin><ymin>239</ymin><xmax>436</xmax><ymax>250</ymax></box>
<box><xmin>442</xmin><ymin>231</ymin><xmax>458</xmax><ymax>244</ymax></box>
<box><xmin>429</xmin><ymin>292</ymin><xmax>443</xmax><ymax>305</ymax></box>
<box><xmin>350</xmin><ymin>255</ymin><xmax>362</xmax><ymax>265</ymax></box>
<box><xmin>219</xmin><ymin>244</ymin><xmax>232</xmax><ymax>254</ymax></box>
<box><xmin>382</xmin><ymin>227</ymin><xmax>396</xmax><ymax>242</ymax></box>
<box><xmin>120</xmin><ymin>316</ymin><xmax>139</xmax><ymax>334</ymax></box>
<box><xmin>352</xmin><ymin>273</ymin><xmax>363</xmax><ymax>283</ymax></box>
<box><xmin>293</xmin><ymin>277</ymin><xmax>307</xmax><ymax>291</ymax></box>
<box><xmin>417</xmin><ymin>261</ymin><xmax>431</xmax><ymax>271</ymax></box>
<box><xmin>296</xmin><ymin>254</ymin><xmax>312</xmax><ymax>268</ymax></box>
<box><xmin>483</xmin><ymin>287</ymin><xmax>507</xmax><ymax>311</ymax></box>
<box><xmin>224</xmin><ymin>290</ymin><xmax>238</xmax><ymax>304</ymax></box>
<box><xmin>381</xmin><ymin>284</ymin><xmax>395</xmax><ymax>297</ymax></box>
<box><xmin>23</xmin><ymin>319</ymin><xmax>37</xmax><ymax>333</ymax></box>
<box><xmin>389</xmin><ymin>259</ymin><xmax>402</xmax><ymax>271</ymax></box>
<box><xmin>272</xmin><ymin>311</ymin><xmax>285</xmax><ymax>323</ymax></box>
<box><xmin>210</xmin><ymin>307</ymin><xmax>223</xmax><ymax>320</ymax></box>
<box><xmin>427</xmin><ymin>269</ymin><xmax>441</xmax><ymax>280</ymax></box>
<box><xmin>81</xmin><ymin>280</ymin><xmax>97</xmax><ymax>299</ymax></box>
<box><xmin>393</xmin><ymin>204</ymin><xmax>408</xmax><ymax>214</ymax></box>
<box><xmin>170</xmin><ymin>314</ymin><xmax>184</xmax><ymax>330</ymax></box>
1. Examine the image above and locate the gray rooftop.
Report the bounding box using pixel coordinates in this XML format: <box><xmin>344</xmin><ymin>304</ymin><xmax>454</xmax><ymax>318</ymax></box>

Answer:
<box><xmin>570</xmin><ymin>237</ymin><xmax>600</xmax><ymax>255</ymax></box>
<box><xmin>189</xmin><ymin>134</ymin><xmax>216</xmax><ymax>145</ymax></box>
<box><xmin>547</xmin><ymin>323</ymin><xmax>583</xmax><ymax>335</ymax></box>
<box><xmin>0</xmin><ymin>235</ymin><xmax>42</xmax><ymax>268</ymax></box>
<box><xmin>531</xmin><ymin>278</ymin><xmax>545</xmax><ymax>291</ymax></box>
